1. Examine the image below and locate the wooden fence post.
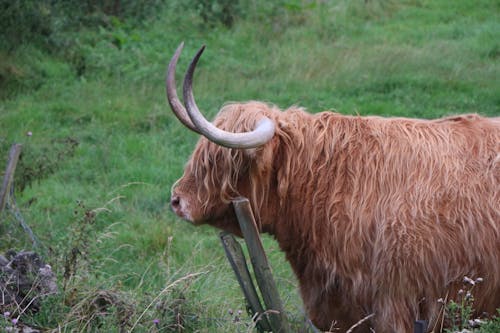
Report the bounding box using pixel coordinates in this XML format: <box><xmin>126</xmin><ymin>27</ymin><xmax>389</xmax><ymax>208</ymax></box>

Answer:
<box><xmin>232</xmin><ymin>197</ymin><xmax>291</xmax><ymax>333</ymax></box>
<box><xmin>220</xmin><ymin>232</ymin><xmax>272</xmax><ymax>332</ymax></box>
<box><xmin>0</xmin><ymin>143</ymin><xmax>22</xmax><ymax>213</ymax></box>
<box><xmin>0</xmin><ymin>143</ymin><xmax>41</xmax><ymax>249</ymax></box>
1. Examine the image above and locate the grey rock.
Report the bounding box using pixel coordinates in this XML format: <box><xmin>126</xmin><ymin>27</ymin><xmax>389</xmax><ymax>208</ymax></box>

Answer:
<box><xmin>0</xmin><ymin>250</ymin><xmax>58</xmax><ymax>314</ymax></box>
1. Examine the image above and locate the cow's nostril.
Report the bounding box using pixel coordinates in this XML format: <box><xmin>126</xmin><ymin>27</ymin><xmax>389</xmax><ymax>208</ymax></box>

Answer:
<box><xmin>170</xmin><ymin>196</ymin><xmax>180</xmax><ymax>209</ymax></box>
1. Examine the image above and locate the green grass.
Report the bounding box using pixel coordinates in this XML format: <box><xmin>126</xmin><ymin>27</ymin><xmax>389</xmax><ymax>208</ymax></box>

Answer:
<box><xmin>1</xmin><ymin>0</ymin><xmax>499</xmax><ymax>331</ymax></box>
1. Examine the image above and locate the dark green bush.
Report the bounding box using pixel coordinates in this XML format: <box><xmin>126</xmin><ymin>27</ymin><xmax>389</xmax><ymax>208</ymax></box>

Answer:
<box><xmin>0</xmin><ymin>0</ymin><xmax>166</xmax><ymax>97</ymax></box>
<box><xmin>0</xmin><ymin>1</ymin><xmax>53</xmax><ymax>51</ymax></box>
<box><xmin>0</xmin><ymin>0</ymin><xmax>165</xmax><ymax>53</ymax></box>
<box><xmin>193</xmin><ymin>0</ymin><xmax>241</xmax><ymax>27</ymax></box>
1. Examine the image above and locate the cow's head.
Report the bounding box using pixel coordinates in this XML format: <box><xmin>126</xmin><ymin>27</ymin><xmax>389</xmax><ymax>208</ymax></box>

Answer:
<box><xmin>167</xmin><ymin>43</ymin><xmax>277</xmax><ymax>234</ymax></box>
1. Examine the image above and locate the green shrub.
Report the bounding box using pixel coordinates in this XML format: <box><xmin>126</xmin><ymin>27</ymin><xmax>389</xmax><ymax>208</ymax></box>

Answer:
<box><xmin>0</xmin><ymin>1</ymin><xmax>53</xmax><ymax>51</ymax></box>
<box><xmin>0</xmin><ymin>0</ymin><xmax>164</xmax><ymax>53</ymax></box>
<box><xmin>478</xmin><ymin>311</ymin><xmax>500</xmax><ymax>333</ymax></box>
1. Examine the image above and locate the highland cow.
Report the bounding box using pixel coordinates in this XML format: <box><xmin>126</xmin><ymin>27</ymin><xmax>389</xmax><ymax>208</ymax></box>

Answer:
<box><xmin>167</xmin><ymin>43</ymin><xmax>500</xmax><ymax>332</ymax></box>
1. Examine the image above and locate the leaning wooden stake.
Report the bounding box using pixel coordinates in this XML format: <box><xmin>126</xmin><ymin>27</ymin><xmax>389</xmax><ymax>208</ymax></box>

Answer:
<box><xmin>220</xmin><ymin>232</ymin><xmax>272</xmax><ymax>332</ymax></box>
<box><xmin>0</xmin><ymin>143</ymin><xmax>22</xmax><ymax>213</ymax></box>
<box><xmin>0</xmin><ymin>143</ymin><xmax>40</xmax><ymax>249</ymax></box>
<box><xmin>232</xmin><ymin>197</ymin><xmax>291</xmax><ymax>333</ymax></box>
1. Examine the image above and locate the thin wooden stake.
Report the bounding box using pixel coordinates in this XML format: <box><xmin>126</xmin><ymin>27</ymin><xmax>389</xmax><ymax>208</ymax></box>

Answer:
<box><xmin>0</xmin><ymin>143</ymin><xmax>22</xmax><ymax>213</ymax></box>
<box><xmin>232</xmin><ymin>197</ymin><xmax>291</xmax><ymax>333</ymax></box>
<box><xmin>220</xmin><ymin>232</ymin><xmax>272</xmax><ymax>332</ymax></box>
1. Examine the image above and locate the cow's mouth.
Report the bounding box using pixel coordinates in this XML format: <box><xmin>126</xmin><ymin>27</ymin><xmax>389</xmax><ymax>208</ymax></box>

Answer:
<box><xmin>170</xmin><ymin>198</ymin><xmax>242</xmax><ymax>235</ymax></box>
<box><xmin>169</xmin><ymin>196</ymin><xmax>195</xmax><ymax>223</ymax></box>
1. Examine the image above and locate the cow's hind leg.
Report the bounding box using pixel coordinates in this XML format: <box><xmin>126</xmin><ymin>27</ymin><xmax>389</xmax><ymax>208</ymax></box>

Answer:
<box><xmin>372</xmin><ymin>298</ymin><xmax>416</xmax><ymax>333</ymax></box>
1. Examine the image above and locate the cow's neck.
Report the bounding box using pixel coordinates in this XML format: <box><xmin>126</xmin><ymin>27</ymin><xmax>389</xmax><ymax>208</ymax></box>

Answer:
<box><xmin>263</xmin><ymin>113</ymin><xmax>373</xmax><ymax>282</ymax></box>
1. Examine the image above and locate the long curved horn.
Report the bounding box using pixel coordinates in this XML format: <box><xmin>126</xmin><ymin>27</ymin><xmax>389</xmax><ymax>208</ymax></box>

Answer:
<box><xmin>182</xmin><ymin>46</ymin><xmax>276</xmax><ymax>149</ymax></box>
<box><xmin>166</xmin><ymin>42</ymin><xmax>201</xmax><ymax>133</ymax></box>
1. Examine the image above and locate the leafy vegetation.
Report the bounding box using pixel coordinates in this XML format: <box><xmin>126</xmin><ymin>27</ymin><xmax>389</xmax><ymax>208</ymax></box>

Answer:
<box><xmin>1</xmin><ymin>0</ymin><xmax>499</xmax><ymax>331</ymax></box>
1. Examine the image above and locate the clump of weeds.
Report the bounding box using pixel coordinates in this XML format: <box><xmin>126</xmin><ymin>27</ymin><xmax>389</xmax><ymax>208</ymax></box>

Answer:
<box><xmin>435</xmin><ymin>276</ymin><xmax>500</xmax><ymax>333</ymax></box>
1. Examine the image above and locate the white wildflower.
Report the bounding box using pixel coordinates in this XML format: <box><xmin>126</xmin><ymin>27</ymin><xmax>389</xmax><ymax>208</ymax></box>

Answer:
<box><xmin>463</xmin><ymin>276</ymin><xmax>475</xmax><ymax>285</ymax></box>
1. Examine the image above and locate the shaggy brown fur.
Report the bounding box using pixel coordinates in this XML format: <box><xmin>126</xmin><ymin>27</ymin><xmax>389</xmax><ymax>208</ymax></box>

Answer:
<box><xmin>171</xmin><ymin>101</ymin><xmax>500</xmax><ymax>332</ymax></box>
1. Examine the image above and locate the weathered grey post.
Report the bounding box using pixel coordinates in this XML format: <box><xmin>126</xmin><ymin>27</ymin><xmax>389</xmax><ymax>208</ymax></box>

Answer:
<box><xmin>0</xmin><ymin>143</ymin><xmax>41</xmax><ymax>249</ymax></box>
<box><xmin>220</xmin><ymin>232</ymin><xmax>272</xmax><ymax>332</ymax></box>
<box><xmin>231</xmin><ymin>197</ymin><xmax>291</xmax><ymax>333</ymax></box>
<box><xmin>0</xmin><ymin>143</ymin><xmax>22</xmax><ymax>213</ymax></box>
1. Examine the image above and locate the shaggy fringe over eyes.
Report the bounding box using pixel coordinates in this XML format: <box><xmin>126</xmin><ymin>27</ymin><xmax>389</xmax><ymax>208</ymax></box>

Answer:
<box><xmin>192</xmin><ymin>138</ymin><xmax>246</xmax><ymax>209</ymax></box>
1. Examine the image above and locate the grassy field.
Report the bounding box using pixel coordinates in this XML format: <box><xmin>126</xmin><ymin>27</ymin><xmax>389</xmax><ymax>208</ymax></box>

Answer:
<box><xmin>1</xmin><ymin>0</ymin><xmax>499</xmax><ymax>331</ymax></box>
